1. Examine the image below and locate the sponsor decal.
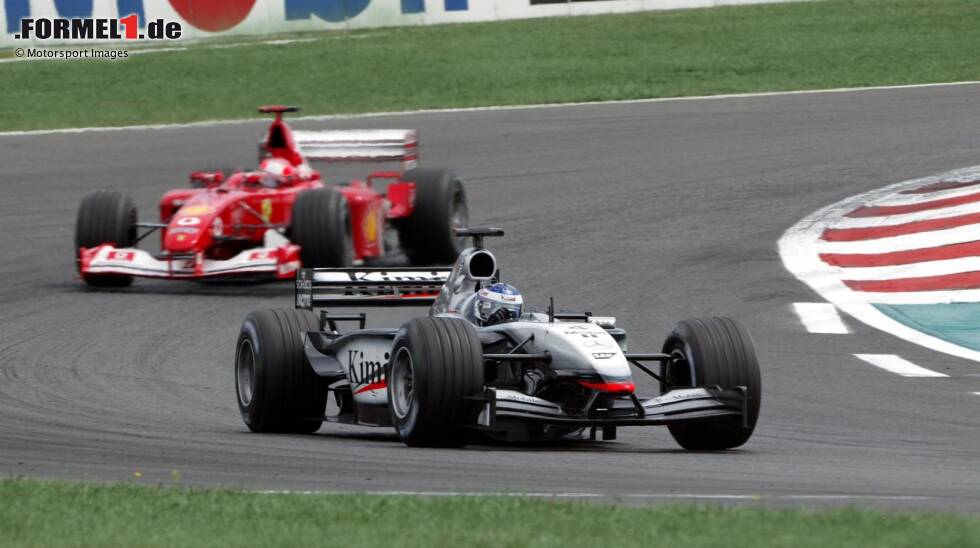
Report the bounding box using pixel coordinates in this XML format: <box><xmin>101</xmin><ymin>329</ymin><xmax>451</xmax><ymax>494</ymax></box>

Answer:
<box><xmin>107</xmin><ymin>250</ymin><xmax>135</xmax><ymax>261</ymax></box>
<box><xmin>295</xmin><ymin>270</ymin><xmax>313</xmax><ymax>308</ymax></box>
<box><xmin>592</xmin><ymin>352</ymin><xmax>616</xmax><ymax>359</ymax></box>
<box><xmin>247</xmin><ymin>250</ymin><xmax>275</xmax><ymax>261</ymax></box>
<box><xmin>176</xmin><ymin>216</ymin><xmax>201</xmax><ymax>226</ymax></box>
<box><xmin>651</xmin><ymin>390</ymin><xmax>703</xmax><ymax>404</ymax></box>
<box><xmin>347</xmin><ymin>349</ymin><xmax>388</xmax><ymax>391</ymax></box>
<box><xmin>399</xmin><ymin>0</ymin><xmax>469</xmax><ymax>14</ymax></box>
<box><xmin>169</xmin><ymin>0</ymin><xmax>255</xmax><ymax>32</ymax></box>
<box><xmin>498</xmin><ymin>391</ymin><xmax>555</xmax><ymax>406</ymax></box>
<box><xmin>3</xmin><ymin>0</ymin><xmax>741</xmax><ymax>51</ymax></box>
<box><xmin>4</xmin><ymin>0</ymin><xmax>471</xmax><ymax>37</ymax></box>
<box><xmin>169</xmin><ymin>226</ymin><xmax>199</xmax><ymax>234</ymax></box>
<box><xmin>563</xmin><ymin>324</ymin><xmax>613</xmax><ymax>348</ymax></box>
<box><xmin>363</xmin><ymin>205</ymin><xmax>379</xmax><ymax>243</ymax></box>
<box><xmin>315</xmin><ymin>270</ymin><xmax>445</xmax><ymax>283</ymax></box>
<box><xmin>260</xmin><ymin>198</ymin><xmax>273</xmax><ymax>222</ymax></box>
<box><xmin>181</xmin><ymin>205</ymin><xmax>213</xmax><ymax>216</ymax></box>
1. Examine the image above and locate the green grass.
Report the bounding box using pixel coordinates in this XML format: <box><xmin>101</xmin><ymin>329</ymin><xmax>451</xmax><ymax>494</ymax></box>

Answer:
<box><xmin>0</xmin><ymin>479</ymin><xmax>978</xmax><ymax>547</ymax></box>
<box><xmin>2</xmin><ymin>0</ymin><xmax>980</xmax><ymax>131</ymax></box>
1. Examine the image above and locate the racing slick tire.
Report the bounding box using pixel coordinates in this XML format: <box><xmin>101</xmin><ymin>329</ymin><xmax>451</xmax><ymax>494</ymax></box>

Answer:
<box><xmin>75</xmin><ymin>189</ymin><xmax>137</xmax><ymax>288</ymax></box>
<box><xmin>291</xmin><ymin>188</ymin><xmax>353</xmax><ymax>268</ymax></box>
<box><xmin>235</xmin><ymin>308</ymin><xmax>328</xmax><ymax>434</ymax></box>
<box><xmin>387</xmin><ymin>317</ymin><xmax>484</xmax><ymax>447</ymax></box>
<box><xmin>396</xmin><ymin>168</ymin><xmax>469</xmax><ymax>265</ymax></box>
<box><xmin>660</xmin><ymin>317</ymin><xmax>761</xmax><ymax>450</ymax></box>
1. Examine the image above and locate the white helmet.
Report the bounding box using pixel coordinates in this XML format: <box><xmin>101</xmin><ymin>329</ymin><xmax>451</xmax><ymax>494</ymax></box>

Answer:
<box><xmin>474</xmin><ymin>283</ymin><xmax>523</xmax><ymax>324</ymax></box>
<box><xmin>259</xmin><ymin>157</ymin><xmax>295</xmax><ymax>177</ymax></box>
<box><xmin>256</xmin><ymin>158</ymin><xmax>296</xmax><ymax>188</ymax></box>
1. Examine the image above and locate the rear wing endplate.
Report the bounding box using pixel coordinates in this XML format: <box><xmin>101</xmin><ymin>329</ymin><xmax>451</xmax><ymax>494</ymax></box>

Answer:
<box><xmin>295</xmin><ymin>267</ymin><xmax>451</xmax><ymax>309</ymax></box>
<box><xmin>292</xmin><ymin>129</ymin><xmax>419</xmax><ymax>170</ymax></box>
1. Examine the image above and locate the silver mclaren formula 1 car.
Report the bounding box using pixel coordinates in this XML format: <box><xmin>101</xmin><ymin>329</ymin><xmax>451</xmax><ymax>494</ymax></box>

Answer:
<box><xmin>234</xmin><ymin>228</ymin><xmax>761</xmax><ymax>448</ymax></box>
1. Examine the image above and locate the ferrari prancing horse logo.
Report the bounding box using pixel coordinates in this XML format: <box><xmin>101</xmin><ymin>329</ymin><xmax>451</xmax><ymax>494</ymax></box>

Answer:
<box><xmin>260</xmin><ymin>199</ymin><xmax>273</xmax><ymax>222</ymax></box>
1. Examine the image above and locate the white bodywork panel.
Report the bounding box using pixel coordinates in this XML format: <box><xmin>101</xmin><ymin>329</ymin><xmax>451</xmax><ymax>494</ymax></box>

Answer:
<box><xmin>491</xmin><ymin>320</ymin><xmax>632</xmax><ymax>380</ymax></box>
<box><xmin>83</xmin><ymin>245</ymin><xmax>294</xmax><ymax>278</ymax></box>
<box><xmin>292</xmin><ymin>129</ymin><xmax>418</xmax><ymax>170</ymax></box>
<box><xmin>331</xmin><ymin>337</ymin><xmax>392</xmax><ymax>406</ymax></box>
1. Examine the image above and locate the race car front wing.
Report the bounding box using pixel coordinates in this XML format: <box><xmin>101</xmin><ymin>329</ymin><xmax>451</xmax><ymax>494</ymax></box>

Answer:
<box><xmin>79</xmin><ymin>243</ymin><xmax>301</xmax><ymax>280</ymax></box>
<box><xmin>474</xmin><ymin>386</ymin><xmax>747</xmax><ymax>429</ymax></box>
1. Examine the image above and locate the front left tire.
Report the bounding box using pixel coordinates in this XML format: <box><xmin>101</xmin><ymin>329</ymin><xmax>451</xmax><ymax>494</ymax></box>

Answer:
<box><xmin>75</xmin><ymin>189</ymin><xmax>137</xmax><ymax>287</ymax></box>
<box><xmin>236</xmin><ymin>308</ymin><xmax>328</xmax><ymax>433</ymax></box>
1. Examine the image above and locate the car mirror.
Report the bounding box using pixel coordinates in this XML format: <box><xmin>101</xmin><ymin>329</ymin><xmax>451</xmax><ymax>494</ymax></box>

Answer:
<box><xmin>190</xmin><ymin>171</ymin><xmax>224</xmax><ymax>188</ymax></box>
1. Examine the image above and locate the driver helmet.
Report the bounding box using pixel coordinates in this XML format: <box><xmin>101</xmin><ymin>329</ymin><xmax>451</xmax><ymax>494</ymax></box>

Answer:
<box><xmin>258</xmin><ymin>157</ymin><xmax>296</xmax><ymax>187</ymax></box>
<box><xmin>475</xmin><ymin>283</ymin><xmax>523</xmax><ymax>324</ymax></box>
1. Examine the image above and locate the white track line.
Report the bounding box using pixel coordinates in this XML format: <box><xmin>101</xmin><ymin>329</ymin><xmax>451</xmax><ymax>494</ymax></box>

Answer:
<box><xmin>854</xmin><ymin>354</ymin><xmax>949</xmax><ymax>378</ymax></box>
<box><xmin>792</xmin><ymin>303</ymin><xmax>850</xmax><ymax>334</ymax></box>
<box><xmin>254</xmin><ymin>490</ymin><xmax>933</xmax><ymax>501</ymax></box>
<box><xmin>2</xmin><ymin>80</ymin><xmax>980</xmax><ymax>137</ymax></box>
<box><xmin>832</xmin><ymin>288</ymin><xmax>980</xmax><ymax>306</ymax></box>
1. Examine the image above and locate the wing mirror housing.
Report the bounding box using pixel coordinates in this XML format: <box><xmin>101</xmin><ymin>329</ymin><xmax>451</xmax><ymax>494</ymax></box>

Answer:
<box><xmin>190</xmin><ymin>171</ymin><xmax>224</xmax><ymax>189</ymax></box>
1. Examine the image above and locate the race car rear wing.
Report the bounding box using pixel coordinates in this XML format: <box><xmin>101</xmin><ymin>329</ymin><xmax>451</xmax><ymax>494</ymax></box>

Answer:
<box><xmin>295</xmin><ymin>267</ymin><xmax>451</xmax><ymax>309</ymax></box>
<box><xmin>292</xmin><ymin>129</ymin><xmax>419</xmax><ymax>170</ymax></box>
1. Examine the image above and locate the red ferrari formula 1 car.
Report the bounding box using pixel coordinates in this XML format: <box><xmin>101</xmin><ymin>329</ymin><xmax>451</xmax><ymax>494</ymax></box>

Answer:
<box><xmin>75</xmin><ymin>106</ymin><xmax>469</xmax><ymax>287</ymax></box>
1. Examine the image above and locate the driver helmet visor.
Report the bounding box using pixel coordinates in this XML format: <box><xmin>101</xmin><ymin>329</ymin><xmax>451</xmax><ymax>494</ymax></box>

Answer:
<box><xmin>476</xmin><ymin>290</ymin><xmax>523</xmax><ymax>320</ymax></box>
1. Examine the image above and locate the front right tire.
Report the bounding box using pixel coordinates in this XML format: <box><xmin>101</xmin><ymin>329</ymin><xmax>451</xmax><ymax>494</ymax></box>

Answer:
<box><xmin>387</xmin><ymin>317</ymin><xmax>484</xmax><ymax>447</ymax></box>
<box><xmin>660</xmin><ymin>317</ymin><xmax>761</xmax><ymax>450</ymax></box>
<box><xmin>291</xmin><ymin>188</ymin><xmax>353</xmax><ymax>268</ymax></box>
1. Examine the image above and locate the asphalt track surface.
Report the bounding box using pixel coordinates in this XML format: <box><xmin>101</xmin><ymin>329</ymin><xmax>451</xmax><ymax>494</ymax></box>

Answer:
<box><xmin>1</xmin><ymin>84</ymin><xmax>979</xmax><ymax>511</ymax></box>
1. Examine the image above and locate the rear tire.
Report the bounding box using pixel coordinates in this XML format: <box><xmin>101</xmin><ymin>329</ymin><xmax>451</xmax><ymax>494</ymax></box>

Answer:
<box><xmin>387</xmin><ymin>317</ymin><xmax>484</xmax><ymax>447</ymax></box>
<box><xmin>236</xmin><ymin>308</ymin><xmax>328</xmax><ymax>433</ymax></box>
<box><xmin>660</xmin><ymin>317</ymin><xmax>761</xmax><ymax>450</ymax></box>
<box><xmin>396</xmin><ymin>168</ymin><xmax>469</xmax><ymax>265</ymax></box>
<box><xmin>75</xmin><ymin>189</ymin><xmax>137</xmax><ymax>288</ymax></box>
<box><xmin>291</xmin><ymin>188</ymin><xmax>352</xmax><ymax>268</ymax></box>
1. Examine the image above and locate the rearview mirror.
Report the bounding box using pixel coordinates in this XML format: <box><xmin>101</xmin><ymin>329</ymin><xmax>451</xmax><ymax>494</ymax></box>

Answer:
<box><xmin>190</xmin><ymin>171</ymin><xmax>224</xmax><ymax>188</ymax></box>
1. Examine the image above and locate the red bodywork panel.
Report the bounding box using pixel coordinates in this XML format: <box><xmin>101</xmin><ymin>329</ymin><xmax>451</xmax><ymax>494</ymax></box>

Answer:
<box><xmin>79</xmin><ymin>106</ymin><xmax>425</xmax><ymax>282</ymax></box>
<box><xmin>149</xmin><ymin>112</ymin><xmax>417</xmax><ymax>264</ymax></box>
